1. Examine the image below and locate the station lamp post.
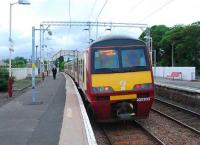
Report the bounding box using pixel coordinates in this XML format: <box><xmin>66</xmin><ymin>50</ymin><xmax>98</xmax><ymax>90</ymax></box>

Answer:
<box><xmin>39</xmin><ymin>24</ymin><xmax>51</xmax><ymax>78</ymax></box>
<box><xmin>31</xmin><ymin>26</ymin><xmax>52</xmax><ymax>104</ymax></box>
<box><xmin>8</xmin><ymin>0</ymin><xmax>30</xmax><ymax>97</ymax></box>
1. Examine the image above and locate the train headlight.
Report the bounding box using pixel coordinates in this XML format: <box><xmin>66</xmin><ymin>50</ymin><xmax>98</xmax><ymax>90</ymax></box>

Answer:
<box><xmin>133</xmin><ymin>83</ymin><xmax>153</xmax><ymax>91</ymax></box>
<box><xmin>92</xmin><ymin>86</ymin><xmax>114</xmax><ymax>93</ymax></box>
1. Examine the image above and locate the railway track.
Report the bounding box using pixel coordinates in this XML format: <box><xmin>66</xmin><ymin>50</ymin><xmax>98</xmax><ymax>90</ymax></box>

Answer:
<box><xmin>152</xmin><ymin>98</ymin><xmax>200</xmax><ymax>134</ymax></box>
<box><xmin>100</xmin><ymin>121</ymin><xmax>165</xmax><ymax>145</ymax></box>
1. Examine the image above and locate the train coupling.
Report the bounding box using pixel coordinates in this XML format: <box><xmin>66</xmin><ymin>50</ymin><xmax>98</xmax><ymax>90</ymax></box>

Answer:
<box><xmin>115</xmin><ymin>102</ymin><xmax>135</xmax><ymax>120</ymax></box>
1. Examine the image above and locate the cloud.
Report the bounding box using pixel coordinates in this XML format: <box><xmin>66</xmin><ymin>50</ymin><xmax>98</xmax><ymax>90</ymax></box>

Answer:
<box><xmin>1</xmin><ymin>0</ymin><xmax>200</xmax><ymax>61</ymax></box>
<box><xmin>0</xmin><ymin>46</ymin><xmax>9</xmax><ymax>60</ymax></box>
<box><xmin>54</xmin><ymin>35</ymin><xmax>75</xmax><ymax>46</ymax></box>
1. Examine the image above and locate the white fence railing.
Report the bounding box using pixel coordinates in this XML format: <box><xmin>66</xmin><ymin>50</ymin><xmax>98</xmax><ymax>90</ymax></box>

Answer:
<box><xmin>153</xmin><ymin>67</ymin><xmax>195</xmax><ymax>81</ymax></box>
<box><xmin>10</xmin><ymin>67</ymin><xmax>196</xmax><ymax>81</ymax></box>
<box><xmin>11</xmin><ymin>68</ymin><xmax>38</xmax><ymax>80</ymax></box>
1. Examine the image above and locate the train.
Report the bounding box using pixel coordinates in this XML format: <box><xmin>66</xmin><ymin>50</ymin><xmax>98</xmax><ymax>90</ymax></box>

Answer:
<box><xmin>65</xmin><ymin>35</ymin><xmax>154</xmax><ymax>122</ymax></box>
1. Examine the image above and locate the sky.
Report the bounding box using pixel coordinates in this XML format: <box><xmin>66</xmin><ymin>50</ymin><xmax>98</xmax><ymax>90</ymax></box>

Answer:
<box><xmin>0</xmin><ymin>0</ymin><xmax>200</xmax><ymax>60</ymax></box>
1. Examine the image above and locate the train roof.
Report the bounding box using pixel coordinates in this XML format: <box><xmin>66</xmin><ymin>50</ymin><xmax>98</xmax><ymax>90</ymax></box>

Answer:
<box><xmin>90</xmin><ymin>35</ymin><xmax>146</xmax><ymax>48</ymax></box>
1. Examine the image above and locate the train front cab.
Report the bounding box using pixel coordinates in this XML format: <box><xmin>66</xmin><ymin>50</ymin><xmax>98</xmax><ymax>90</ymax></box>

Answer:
<box><xmin>86</xmin><ymin>40</ymin><xmax>154</xmax><ymax>122</ymax></box>
<box><xmin>90</xmin><ymin>71</ymin><xmax>154</xmax><ymax>122</ymax></box>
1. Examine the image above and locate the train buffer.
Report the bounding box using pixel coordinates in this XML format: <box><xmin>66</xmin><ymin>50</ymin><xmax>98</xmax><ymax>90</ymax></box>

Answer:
<box><xmin>167</xmin><ymin>72</ymin><xmax>182</xmax><ymax>80</ymax></box>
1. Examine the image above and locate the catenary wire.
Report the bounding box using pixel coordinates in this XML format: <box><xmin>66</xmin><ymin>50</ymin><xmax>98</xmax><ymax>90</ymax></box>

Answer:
<box><xmin>129</xmin><ymin>0</ymin><xmax>146</xmax><ymax>13</ymax></box>
<box><xmin>88</xmin><ymin>0</ymin><xmax>98</xmax><ymax>21</ymax></box>
<box><xmin>138</xmin><ymin>0</ymin><xmax>175</xmax><ymax>22</ymax></box>
<box><xmin>96</xmin><ymin>0</ymin><xmax>109</xmax><ymax>21</ymax></box>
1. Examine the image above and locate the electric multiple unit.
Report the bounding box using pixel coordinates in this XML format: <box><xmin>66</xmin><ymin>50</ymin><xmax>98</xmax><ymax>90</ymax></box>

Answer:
<box><xmin>65</xmin><ymin>36</ymin><xmax>154</xmax><ymax>122</ymax></box>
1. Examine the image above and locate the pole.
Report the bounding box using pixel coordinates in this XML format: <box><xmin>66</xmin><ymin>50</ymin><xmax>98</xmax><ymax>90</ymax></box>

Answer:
<box><xmin>8</xmin><ymin>3</ymin><xmax>13</xmax><ymax>98</ymax></box>
<box><xmin>172</xmin><ymin>42</ymin><xmax>174</xmax><ymax>67</ymax></box>
<box><xmin>39</xmin><ymin>24</ymin><xmax>42</xmax><ymax>75</ymax></box>
<box><xmin>36</xmin><ymin>45</ymin><xmax>38</xmax><ymax>67</ymax></box>
<box><xmin>148</xmin><ymin>28</ymin><xmax>152</xmax><ymax>64</ymax></box>
<box><xmin>150</xmin><ymin>37</ymin><xmax>153</xmax><ymax>64</ymax></box>
<box><xmin>42</xmin><ymin>25</ymin><xmax>45</xmax><ymax>78</ymax></box>
<box><xmin>89</xmin><ymin>22</ymin><xmax>91</xmax><ymax>43</ymax></box>
<box><xmin>8</xmin><ymin>50</ymin><xmax>12</xmax><ymax>97</ymax></box>
<box><xmin>32</xmin><ymin>27</ymin><xmax>36</xmax><ymax>103</ymax></box>
<box><xmin>154</xmin><ymin>49</ymin><xmax>156</xmax><ymax>77</ymax></box>
<box><xmin>96</xmin><ymin>21</ymin><xmax>98</xmax><ymax>39</ymax></box>
<box><xmin>172</xmin><ymin>44</ymin><xmax>173</xmax><ymax>66</ymax></box>
<box><xmin>8</xmin><ymin>2</ymin><xmax>30</xmax><ymax>97</ymax></box>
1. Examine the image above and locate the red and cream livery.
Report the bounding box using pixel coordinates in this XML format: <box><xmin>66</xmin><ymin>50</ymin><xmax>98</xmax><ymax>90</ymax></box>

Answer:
<box><xmin>65</xmin><ymin>35</ymin><xmax>154</xmax><ymax>122</ymax></box>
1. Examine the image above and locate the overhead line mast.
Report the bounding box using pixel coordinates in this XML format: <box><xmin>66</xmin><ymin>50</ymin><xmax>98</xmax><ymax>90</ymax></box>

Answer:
<box><xmin>42</xmin><ymin>21</ymin><xmax>151</xmax><ymax>63</ymax></box>
<box><xmin>41</xmin><ymin>21</ymin><xmax>148</xmax><ymax>43</ymax></box>
<box><xmin>95</xmin><ymin>0</ymin><xmax>109</xmax><ymax>38</ymax></box>
<box><xmin>41</xmin><ymin>21</ymin><xmax>150</xmax><ymax>55</ymax></box>
<box><xmin>68</xmin><ymin>0</ymin><xmax>71</xmax><ymax>27</ymax></box>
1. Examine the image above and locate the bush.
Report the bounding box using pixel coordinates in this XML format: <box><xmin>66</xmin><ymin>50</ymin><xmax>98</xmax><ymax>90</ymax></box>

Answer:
<box><xmin>0</xmin><ymin>79</ymin><xmax>8</xmax><ymax>91</ymax></box>
<box><xmin>0</xmin><ymin>68</ymin><xmax>9</xmax><ymax>92</ymax></box>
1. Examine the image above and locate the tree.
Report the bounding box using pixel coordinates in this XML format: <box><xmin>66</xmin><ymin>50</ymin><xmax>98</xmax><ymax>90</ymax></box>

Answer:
<box><xmin>150</xmin><ymin>25</ymin><xmax>170</xmax><ymax>65</ymax></box>
<box><xmin>4</xmin><ymin>57</ymin><xmax>27</xmax><ymax>68</ymax></box>
<box><xmin>160</xmin><ymin>25</ymin><xmax>184</xmax><ymax>66</ymax></box>
<box><xmin>139</xmin><ymin>22</ymin><xmax>200</xmax><ymax>74</ymax></box>
<box><xmin>180</xmin><ymin>23</ymin><xmax>200</xmax><ymax>73</ymax></box>
<box><xmin>55</xmin><ymin>56</ymin><xmax>65</xmax><ymax>71</ymax></box>
<box><xmin>139</xmin><ymin>25</ymin><xmax>169</xmax><ymax>65</ymax></box>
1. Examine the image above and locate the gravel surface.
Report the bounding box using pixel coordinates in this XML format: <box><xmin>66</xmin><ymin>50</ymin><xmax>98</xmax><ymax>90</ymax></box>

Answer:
<box><xmin>137</xmin><ymin>111</ymin><xmax>200</xmax><ymax>145</ymax></box>
<box><xmin>0</xmin><ymin>87</ymin><xmax>31</xmax><ymax>107</ymax></box>
<box><xmin>92</xmin><ymin>121</ymin><xmax>162</xmax><ymax>145</ymax></box>
<box><xmin>92</xmin><ymin>122</ymin><xmax>111</xmax><ymax>145</ymax></box>
<box><xmin>0</xmin><ymin>78</ymin><xmax>41</xmax><ymax>107</ymax></box>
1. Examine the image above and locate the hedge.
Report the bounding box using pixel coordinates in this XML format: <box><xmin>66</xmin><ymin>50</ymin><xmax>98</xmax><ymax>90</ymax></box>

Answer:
<box><xmin>0</xmin><ymin>68</ymin><xmax>9</xmax><ymax>92</ymax></box>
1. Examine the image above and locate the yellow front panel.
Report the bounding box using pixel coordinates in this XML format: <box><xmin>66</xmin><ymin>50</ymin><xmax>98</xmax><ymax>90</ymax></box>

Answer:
<box><xmin>110</xmin><ymin>94</ymin><xmax>137</xmax><ymax>101</ymax></box>
<box><xmin>92</xmin><ymin>71</ymin><xmax>152</xmax><ymax>91</ymax></box>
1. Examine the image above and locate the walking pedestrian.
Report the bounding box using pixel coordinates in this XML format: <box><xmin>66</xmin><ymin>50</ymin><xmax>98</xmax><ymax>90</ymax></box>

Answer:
<box><xmin>52</xmin><ymin>67</ymin><xmax>57</xmax><ymax>80</ymax></box>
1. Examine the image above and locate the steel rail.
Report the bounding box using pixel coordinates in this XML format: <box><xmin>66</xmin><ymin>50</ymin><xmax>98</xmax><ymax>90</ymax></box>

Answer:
<box><xmin>101</xmin><ymin>127</ymin><xmax>113</xmax><ymax>145</ymax></box>
<box><xmin>133</xmin><ymin>120</ymin><xmax>166</xmax><ymax>145</ymax></box>
<box><xmin>151</xmin><ymin>108</ymin><xmax>200</xmax><ymax>134</ymax></box>
<box><xmin>155</xmin><ymin>98</ymin><xmax>200</xmax><ymax>116</ymax></box>
<box><xmin>102</xmin><ymin>122</ymin><xmax>165</xmax><ymax>145</ymax></box>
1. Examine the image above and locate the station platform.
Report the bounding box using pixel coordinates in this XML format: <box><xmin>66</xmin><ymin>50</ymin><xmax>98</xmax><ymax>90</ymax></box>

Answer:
<box><xmin>154</xmin><ymin>77</ymin><xmax>200</xmax><ymax>93</ymax></box>
<box><xmin>0</xmin><ymin>73</ymin><xmax>96</xmax><ymax>145</ymax></box>
<box><xmin>154</xmin><ymin>77</ymin><xmax>200</xmax><ymax>113</ymax></box>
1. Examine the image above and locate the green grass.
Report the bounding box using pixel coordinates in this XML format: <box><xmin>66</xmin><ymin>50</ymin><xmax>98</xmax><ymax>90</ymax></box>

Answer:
<box><xmin>13</xmin><ymin>79</ymin><xmax>32</xmax><ymax>90</ymax></box>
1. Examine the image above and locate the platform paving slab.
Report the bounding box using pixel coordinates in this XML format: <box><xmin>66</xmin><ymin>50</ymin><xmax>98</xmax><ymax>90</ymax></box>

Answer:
<box><xmin>154</xmin><ymin>77</ymin><xmax>200</xmax><ymax>94</ymax></box>
<box><xmin>0</xmin><ymin>73</ymin><xmax>65</xmax><ymax>145</ymax></box>
<box><xmin>59</xmin><ymin>74</ymin><xmax>92</xmax><ymax>145</ymax></box>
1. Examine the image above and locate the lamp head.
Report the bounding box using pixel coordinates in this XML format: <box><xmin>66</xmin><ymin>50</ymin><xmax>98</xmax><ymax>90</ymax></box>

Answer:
<box><xmin>18</xmin><ymin>0</ymin><xmax>31</xmax><ymax>5</ymax></box>
<box><xmin>48</xmin><ymin>30</ymin><xmax>52</xmax><ymax>36</ymax></box>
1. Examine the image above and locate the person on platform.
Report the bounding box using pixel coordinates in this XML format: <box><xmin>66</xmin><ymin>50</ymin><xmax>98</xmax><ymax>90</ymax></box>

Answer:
<box><xmin>52</xmin><ymin>66</ymin><xmax>57</xmax><ymax>80</ymax></box>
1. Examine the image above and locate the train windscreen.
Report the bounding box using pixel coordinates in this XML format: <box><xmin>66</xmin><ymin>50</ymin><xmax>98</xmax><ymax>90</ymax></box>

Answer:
<box><xmin>121</xmin><ymin>49</ymin><xmax>147</xmax><ymax>67</ymax></box>
<box><xmin>94</xmin><ymin>49</ymin><xmax>119</xmax><ymax>69</ymax></box>
<box><xmin>92</xmin><ymin>47</ymin><xmax>149</xmax><ymax>73</ymax></box>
